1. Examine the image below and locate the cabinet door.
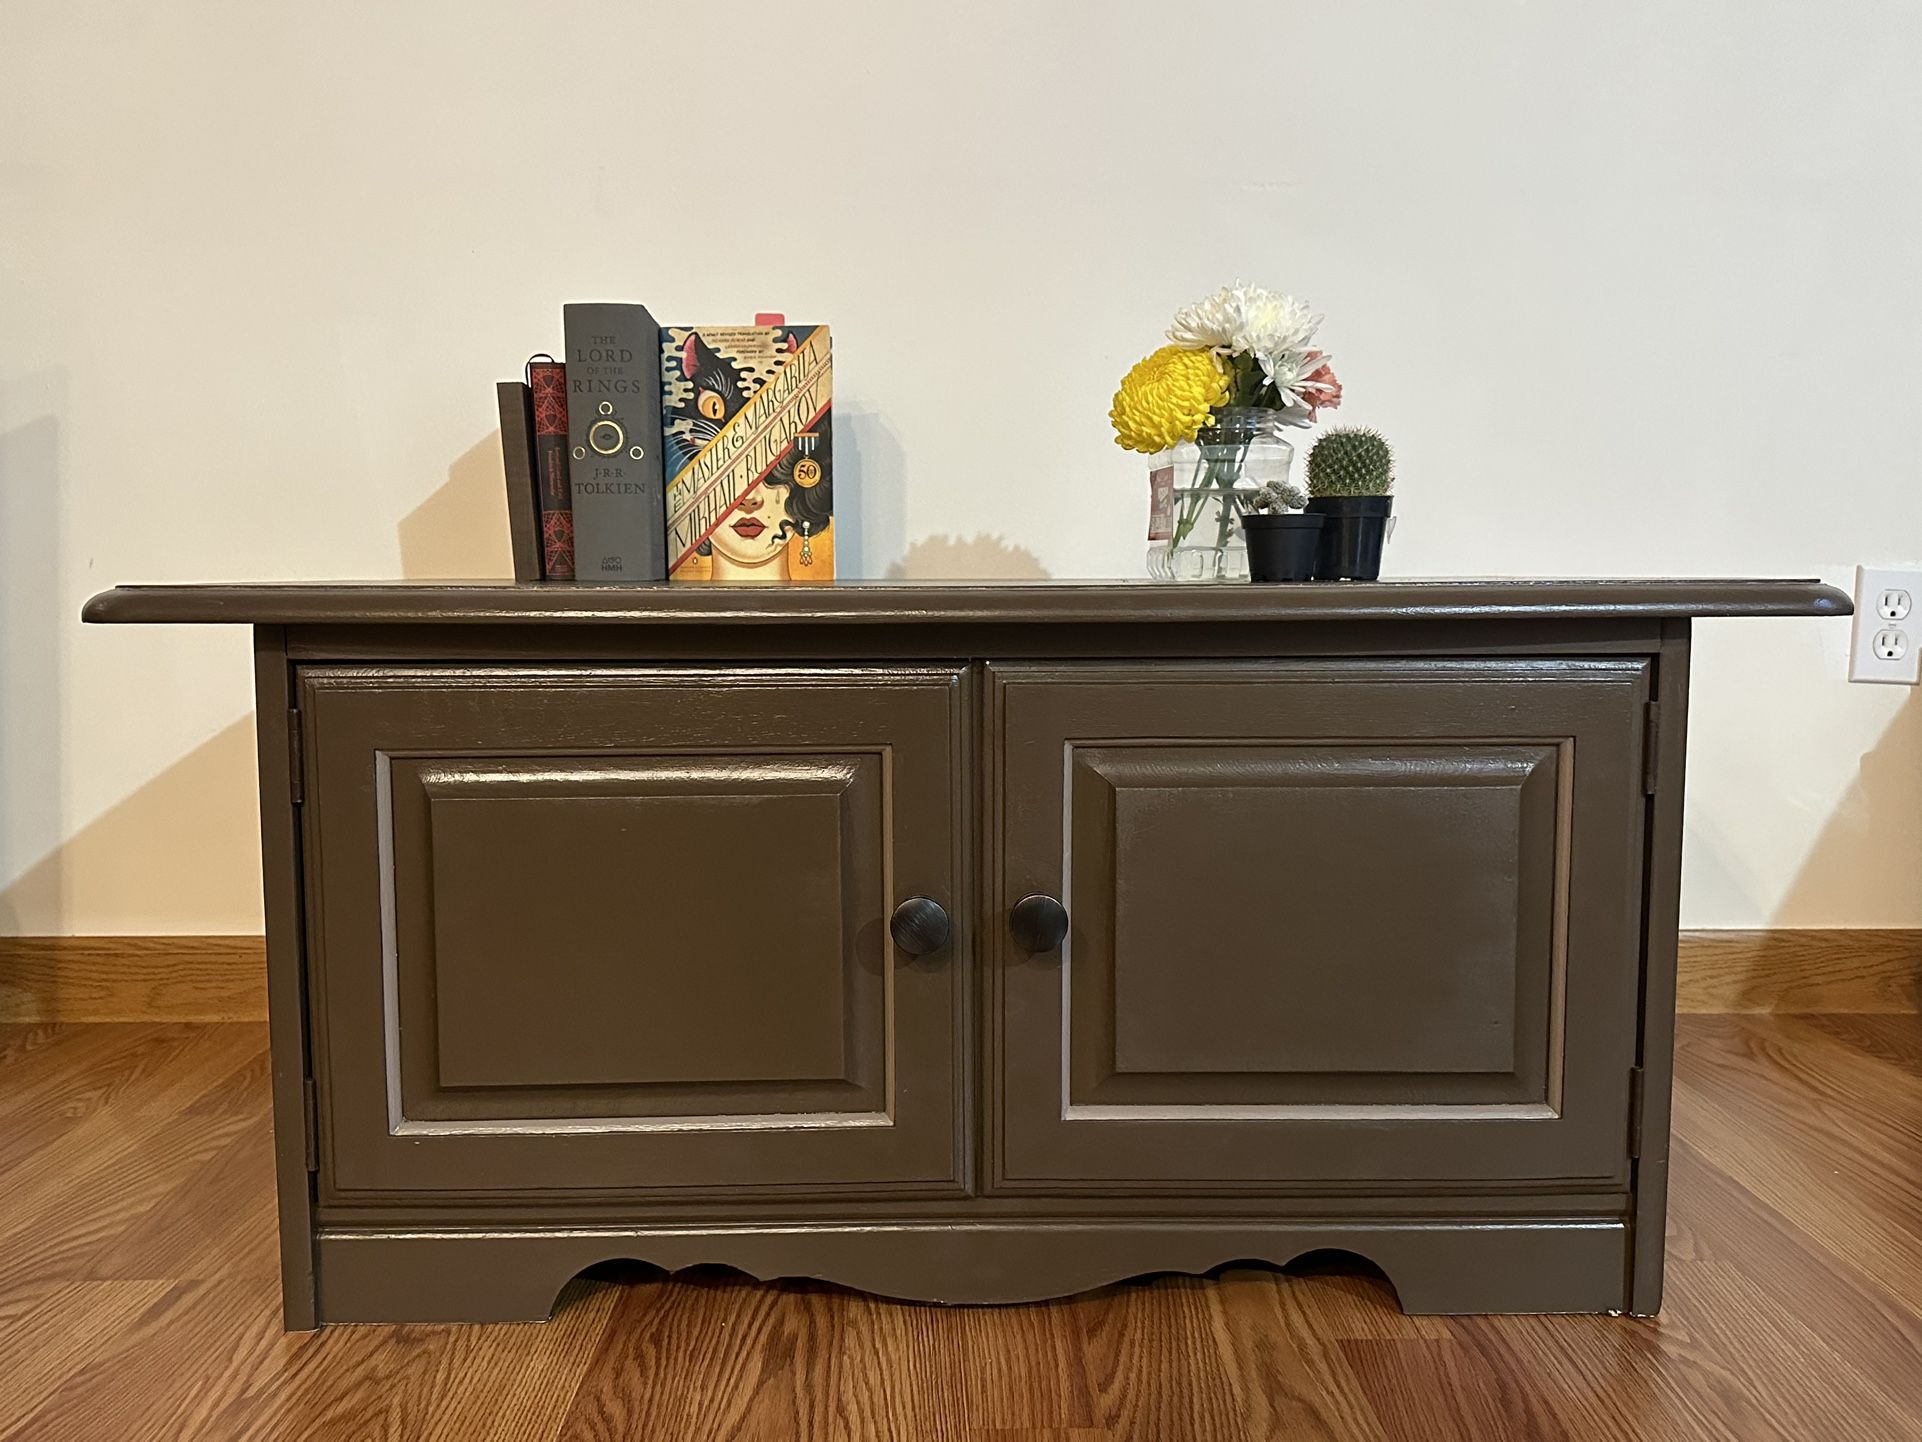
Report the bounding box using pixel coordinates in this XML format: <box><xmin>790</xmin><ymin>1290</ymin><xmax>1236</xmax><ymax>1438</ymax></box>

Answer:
<box><xmin>990</xmin><ymin>659</ymin><xmax>1650</xmax><ymax>1191</ymax></box>
<box><xmin>302</xmin><ymin>666</ymin><xmax>965</xmax><ymax>1200</ymax></box>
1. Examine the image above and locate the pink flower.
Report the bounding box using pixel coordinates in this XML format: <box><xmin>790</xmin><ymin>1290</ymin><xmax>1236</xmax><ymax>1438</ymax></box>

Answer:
<box><xmin>1302</xmin><ymin>352</ymin><xmax>1342</xmax><ymax>419</ymax></box>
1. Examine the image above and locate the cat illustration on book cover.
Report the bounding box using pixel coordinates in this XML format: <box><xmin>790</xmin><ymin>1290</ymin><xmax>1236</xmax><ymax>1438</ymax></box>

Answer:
<box><xmin>661</xmin><ymin>325</ymin><xmax>833</xmax><ymax>584</ymax></box>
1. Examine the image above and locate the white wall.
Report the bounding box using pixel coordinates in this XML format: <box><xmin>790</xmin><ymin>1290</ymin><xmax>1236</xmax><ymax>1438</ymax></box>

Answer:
<box><xmin>3</xmin><ymin>0</ymin><xmax>1918</xmax><ymax>934</ymax></box>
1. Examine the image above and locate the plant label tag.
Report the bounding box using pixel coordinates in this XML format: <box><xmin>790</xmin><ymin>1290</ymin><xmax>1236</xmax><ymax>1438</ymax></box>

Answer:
<box><xmin>1147</xmin><ymin>461</ymin><xmax>1175</xmax><ymax>541</ymax></box>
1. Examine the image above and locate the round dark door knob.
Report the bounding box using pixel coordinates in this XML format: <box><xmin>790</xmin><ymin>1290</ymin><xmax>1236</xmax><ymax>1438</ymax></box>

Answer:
<box><xmin>1009</xmin><ymin>894</ymin><xmax>1069</xmax><ymax>953</ymax></box>
<box><xmin>889</xmin><ymin>897</ymin><xmax>951</xmax><ymax>957</ymax></box>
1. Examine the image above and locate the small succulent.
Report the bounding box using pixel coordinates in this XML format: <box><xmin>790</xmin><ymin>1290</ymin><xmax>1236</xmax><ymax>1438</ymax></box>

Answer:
<box><xmin>1241</xmin><ymin>478</ymin><xmax>1310</xmax><ymax>515</ymax></box>
<box><xmin>1307</xmin><ymin>426</ymin><xmax>1395</xmax><ymax>497</ymax></box>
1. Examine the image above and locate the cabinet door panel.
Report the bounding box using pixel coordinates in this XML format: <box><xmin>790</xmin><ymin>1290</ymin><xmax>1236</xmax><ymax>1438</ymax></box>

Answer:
<box><xmin>990</xmin><ymin>659</ymin><xmax>1649</xmax><ymax>1191</ymax></box>
<box><xmin>304</xmin><ymin>666</ymin><xmax>965</xmax><ymax>1200</ymax></box>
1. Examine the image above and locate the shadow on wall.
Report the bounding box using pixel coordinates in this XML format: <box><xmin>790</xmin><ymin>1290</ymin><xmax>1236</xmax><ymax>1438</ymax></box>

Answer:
<box><xmin>1769</xmin><ymin>686</ymin><xmax>1922</xmax><ymax>927</ymax></box>
<box><xmin>0</xmin><ymin>719</ymin><xmax>263</xmax><ymax>935</ymax></box>
<box><xmin>835</xmin><ymin>409</ymin><xmax>905</xmax><ymax>578</ymax></box>
<box><xmin>887</xmin><ymin>536</ymin><xmax>1051</xmax><ymax>581</ymax></box>
<box><xmin>398</xmin><ymin>431</ymin><xmax>516</xmax><ymax>580</ymax></box>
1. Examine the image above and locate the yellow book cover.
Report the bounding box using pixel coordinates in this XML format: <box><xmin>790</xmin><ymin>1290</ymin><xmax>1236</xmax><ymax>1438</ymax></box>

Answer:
<box><xmin>660</xmin><ymin>323</ymin><xmax>832</xmax><ymax>583</ymax></box>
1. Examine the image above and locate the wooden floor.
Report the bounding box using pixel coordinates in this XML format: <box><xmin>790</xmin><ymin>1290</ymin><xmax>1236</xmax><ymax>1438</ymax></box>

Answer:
<box><xmin>1</xmin><ymin>1015</ymin><xmax>1918</xmax><ymax>1440</ymax></box>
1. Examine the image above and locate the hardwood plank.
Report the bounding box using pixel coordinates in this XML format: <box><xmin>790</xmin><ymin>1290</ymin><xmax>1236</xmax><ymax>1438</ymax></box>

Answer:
<box><xmin>1794</xmin><ymin>1010</ymin><xmax>1922</xmax><ymax>1071</ymax></box>
<box><xmin>113</xmin><ymin>1020</ymin><xmax>268</xmax><ymax>1116</ymax></box>
<box><xmin>0</xmin><ymin>936</ymin><xmax>267</xmax><ymax>1023</ymax></box>
<box><xmin>1665</xmin><ymin>1137</ymin><xmax>1922</xmax><ymax>1412</ymax></box>
<box><xmin>0</xmin><ymin>1279</ymin><xmax>176</xmax><ymax>1436</ymax></box>
<box><xmin>1661</xmin><ymin>1256</ymin><xmax>1922</xmax><ymax>1440</ymax></box>
<box><xmin>1671</xmin><ymin>1014</ymin><xmax>1922</xmax><ymax>1318</ymax></box>
<box><xmin>6</xmin><ymin>1276</ymin><xmax>294</xmax><ymax>1440</ymax></box>
<box><xmin>830</xmin><ymin>1283</ymin><xmax>1104</xmax><ymax>1440</ymax></box>
<box><xmin>558</xmin><ymin>1270</ymin><xmax>844</xmax><ymax>1441</ymax></box>
<box><xmin>832</xmin><ymin>1290</ymin><xmax>969</xmax><ymax>1441</ymax></box>
<box><xmin>1675</xmin><ymin>929</ymin><xmax>1921</xmax><ymax>1013</ymax></box>
<box><xmin>0</xmin><ymin>1108</ymin><xmax>258</xmax><ymax>1301</ymax></box>
<box><xmin>183</xmin><ymin>1029</ymin><xmax>272</xmax><ymax>1115</ymax></box>
<box><xmin>0</xmin><ymin>1022</ymin><xmax>69</xmax><ymax>1069</ymax></box>
<box><xmin>82</xmin><ymin>1113</ymin><xmax>280</xmax><ymax>1283</ymax></box>
<box><xmin>0</xmin><ymin>1100</ymin><xmax>84</xmax><ymax>1178</ymax></box>
<box><xmin>202</xmin><ymin>1278</ymin><xmax>620</xmax><ymax>1440</ymax></box>
<box><xmin>952</xmin><ymin>1292</ymin><xmax>1096</xmax><ymax>1433</ymax></box>
<box><xmin>0</xmin><ymin>1021</ymin><xmax>253</xmax><ymax>1122</ymax></box>
<box><xmin>1448</xmin><ymin>1313</ymin><xmax>1753</xmax><ymax>1441</ymax></box>
<box><xmin>1073</xmin><ymin>1274</ymin><xmax>1285</xmax><ymax>1441</ymax></box>
<box><xmin>1198</xmin><ymin>1267</ymin><xmax>1386</xmax><ymax>1439</ymax></box>
<box><xmin>1337</xmin><ymin>1336</ymin><xmax>1562</xmax><ymax>1441</ymax></box>
<box><xmin>0</xmin><ymin>1022</ymin><xmax>175</xmax><ymax>1116</ymax></box>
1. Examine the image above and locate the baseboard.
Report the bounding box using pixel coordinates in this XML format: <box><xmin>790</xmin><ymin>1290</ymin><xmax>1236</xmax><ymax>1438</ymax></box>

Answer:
<box><xmin>1672</xmin><ymin>929</ymin><xmax>1921</xmax><ymax>1013</ymax></box>
<box><xmin>2</xmin><ymin>929</ymin><xmax>1917</xmax><ymax>1024</ymax></box>
<box><xmin>0</xmin><ymin>935</ymin><xmax>268</xmax><ymax>1022</ymax></box>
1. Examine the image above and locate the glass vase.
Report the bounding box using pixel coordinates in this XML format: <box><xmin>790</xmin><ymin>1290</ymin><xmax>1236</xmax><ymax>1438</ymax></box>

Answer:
<box><xmin>1152</xmin><ymin>407</ymin><xmax>1297</xmax><ymax>583</ymax></box>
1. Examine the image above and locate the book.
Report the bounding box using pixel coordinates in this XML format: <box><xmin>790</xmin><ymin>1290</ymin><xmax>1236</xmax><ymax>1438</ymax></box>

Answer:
<box><xmin>495</xmin><ymin>380</ymin><xmax>543</xmax><ymax>582</ymax></box>
<box><xmin>563</xmin><ymin>303</ymin><xmax>667</xmax><ymax>582</ymax></box>
<box><xmin>661</xmin><ymin>320</ymin><xmax>833</xmax><ymax>584</ymax></box>
<box><xmin>526</xmin><ymin>356</ymin><xmax>575</xmax><ymax>581</ymax></box>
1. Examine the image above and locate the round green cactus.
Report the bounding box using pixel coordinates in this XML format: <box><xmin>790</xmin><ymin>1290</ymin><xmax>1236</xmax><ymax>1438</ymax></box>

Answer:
<box><xmin>1307</xmin><ymin>426</ymin><xmax>1395</xmax><ymax>497</ymax></box>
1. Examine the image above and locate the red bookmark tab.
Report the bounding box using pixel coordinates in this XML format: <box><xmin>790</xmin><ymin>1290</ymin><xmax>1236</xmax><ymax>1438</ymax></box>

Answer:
<box><xmin>755</xmin><ymin>312</ymin><xmax>785</xmax><ymax>327</ymax></box>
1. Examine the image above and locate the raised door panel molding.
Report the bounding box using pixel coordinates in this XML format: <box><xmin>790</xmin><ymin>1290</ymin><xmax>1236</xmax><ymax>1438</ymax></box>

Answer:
<box><xmin>1072</xmin><ymin>742</ymin><xmax>1561</xmax><ymax>1108</ymax></box>
<box><xmin>395</xmin><ymin>753</ymin><xmax>881</xmax><ymax>1113</ymax></box>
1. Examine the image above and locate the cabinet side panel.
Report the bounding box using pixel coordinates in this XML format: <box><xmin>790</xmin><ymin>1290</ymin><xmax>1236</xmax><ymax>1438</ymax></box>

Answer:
<box><xmin>1631</xmin><ymin>620</ymin><xmax>1691</xmax><ymax>1315</ymax></box>
<box><xmin>254</xmin><ymin>625</ymin><xmax>317</xmax><ymax>1329</ymax></box>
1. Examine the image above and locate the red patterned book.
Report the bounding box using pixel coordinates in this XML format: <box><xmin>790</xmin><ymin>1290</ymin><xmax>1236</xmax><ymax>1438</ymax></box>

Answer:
<box><xmin>527</xmin><ymin>355</ymin><xmax>575</xmax><ymax>581</ymax></box>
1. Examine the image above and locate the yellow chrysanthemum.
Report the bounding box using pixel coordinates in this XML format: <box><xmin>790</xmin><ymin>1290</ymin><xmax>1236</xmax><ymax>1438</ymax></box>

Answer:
<box><xmin>1109</xmin><ymin>345</ymin><xmax>1229</xmax><ymax>454</ymax></box>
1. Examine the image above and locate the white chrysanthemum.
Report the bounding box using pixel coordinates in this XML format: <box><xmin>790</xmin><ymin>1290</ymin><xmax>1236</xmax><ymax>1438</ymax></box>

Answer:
<box><xmin>1258</xmin><ymin>349</ymin><xmax>1330</xmax><ymax>411</ymax></box>
<box><xmin>1168</xmin><ymin>283</ymin><xmax>1322</xmax><ymax>358</ymax></box>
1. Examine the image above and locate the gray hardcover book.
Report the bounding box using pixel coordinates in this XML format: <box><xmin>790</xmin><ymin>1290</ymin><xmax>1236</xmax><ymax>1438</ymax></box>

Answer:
<box><xmin>564</xmin><ymin>302</ymin><xmax>667</xmax><ymax>581</ymax></box>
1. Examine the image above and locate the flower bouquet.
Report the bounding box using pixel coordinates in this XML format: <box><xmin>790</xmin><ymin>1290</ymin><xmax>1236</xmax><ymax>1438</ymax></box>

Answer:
<box><xmin>1111</xmin><ymin>284</ymin><xmax>1341</xmax><ymax>582</ymax></box>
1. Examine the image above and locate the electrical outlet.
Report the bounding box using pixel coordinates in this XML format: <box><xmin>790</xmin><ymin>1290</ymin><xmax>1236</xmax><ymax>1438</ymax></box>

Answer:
<box><xmin>1850</xmin><ymin>565</ymin><xmax>1922</xmax><ymax>684</ymax></box>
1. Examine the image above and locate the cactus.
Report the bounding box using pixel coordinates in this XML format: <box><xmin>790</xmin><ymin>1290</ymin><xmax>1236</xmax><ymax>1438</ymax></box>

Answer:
<box><xmin>1240</xmin><ymin>478</ymin><xmax>1310</xmax><ymax>515</ymax></box>
<box><xmin>1307</xmin><ymin>426</ymin><xmax>1395</xmax><ymax>497</ymax></box>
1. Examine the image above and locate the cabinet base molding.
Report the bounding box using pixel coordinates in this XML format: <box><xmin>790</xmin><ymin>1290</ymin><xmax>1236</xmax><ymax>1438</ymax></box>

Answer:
<box><xmin>312</xmin><ymin>1219</ymin><xmax>1634</xmax><ymax>1325</ymax></box>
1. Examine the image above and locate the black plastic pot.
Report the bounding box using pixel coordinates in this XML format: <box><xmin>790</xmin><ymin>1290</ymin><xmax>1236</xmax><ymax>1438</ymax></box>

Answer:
<box><xmin>1241</xmin><ymin>512</ymin><xmax>1325</xmax><ymax>583</ymax></box>
<box><xmin>1306</xmin><ymin>495</ymin><xmax>1393</xmax><ymax>580</ymax></box>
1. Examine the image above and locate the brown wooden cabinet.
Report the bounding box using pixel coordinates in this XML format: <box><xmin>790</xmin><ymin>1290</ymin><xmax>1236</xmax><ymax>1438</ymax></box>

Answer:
<box><xmin>85</xmin><ymin>579</ymin><xmax>1848</xmax><ymax>1328</ymax></box>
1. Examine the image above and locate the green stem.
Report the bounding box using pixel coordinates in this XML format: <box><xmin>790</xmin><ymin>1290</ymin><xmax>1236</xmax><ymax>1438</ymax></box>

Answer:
<box><xmin>1169</xmin><ymin>446</ymin><xmax>1210</xmax><ymax>549</ymax></box>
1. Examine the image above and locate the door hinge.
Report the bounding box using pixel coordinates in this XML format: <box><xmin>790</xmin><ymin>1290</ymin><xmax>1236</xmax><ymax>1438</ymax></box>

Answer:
<box><xmin>1641</xmin><ymin>700</ymin><xmax>1662</xmax><ymax>796</ymax></box>
<box><xmin>301</xmin><ymin>1076</ymin><xmax>319</xmax><ymax>1172</ymax></box>
<box><xmin>1627</xmin><ymin>1065</ymin><xmax>1646</xmax><ymax>1159</ymax></box>
<box><xmin>287</xmin><ymin>708</ymin><xmax>305</xmax><ymax>805</ymax></box>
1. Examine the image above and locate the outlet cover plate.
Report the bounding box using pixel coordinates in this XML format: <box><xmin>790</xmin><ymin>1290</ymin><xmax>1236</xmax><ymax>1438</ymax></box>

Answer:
<box><xmin>1850</xmin><ymin>565</ymin><xmax>1922</xmax><ymax>684</ymax></box>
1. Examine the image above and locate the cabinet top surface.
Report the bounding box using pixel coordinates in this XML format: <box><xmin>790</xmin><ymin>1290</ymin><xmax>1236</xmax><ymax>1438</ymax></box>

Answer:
<box><xmin>82</xmin><ymin>578</ymin><xmax>1849</xmax><ymax>627</ymax></box>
